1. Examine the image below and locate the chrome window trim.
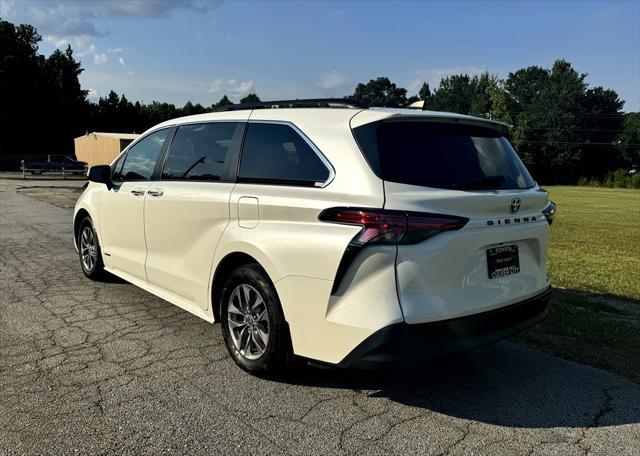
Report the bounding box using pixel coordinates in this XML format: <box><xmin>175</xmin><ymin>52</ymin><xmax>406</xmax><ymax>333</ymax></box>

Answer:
<box><xmin>244</xmin><ymin>120</ymin><xmax>336</xmax><ymax>188</ymax></box>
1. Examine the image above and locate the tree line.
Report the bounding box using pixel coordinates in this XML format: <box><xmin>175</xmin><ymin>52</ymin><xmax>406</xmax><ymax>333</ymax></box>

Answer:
<box><xmin>1</xmin><ymin>18</ymin><xmax>638</xmax><ymax>184</ymax></box>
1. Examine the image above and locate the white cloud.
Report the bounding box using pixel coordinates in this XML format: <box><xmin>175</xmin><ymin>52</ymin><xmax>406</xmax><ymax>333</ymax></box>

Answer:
<box><xmin>2</xmin><ymin>0</ymin><xmax>219</xmax><ymax>61</ymax></box>
<box><xmin>108</xmin><ymin>47</ymin><xmax>123</xmax><ymax>54</ymax></box>
<box><xmin>233</xmin><ymin>80</ymin><xmax>253</xmax><ymax>96</ymax></box>
<box><xmin>93</xmin><ymin>53</ymin><xmax>107</xmax><ymax>65</ymax></box>
<box><xmin>200</xmin><ymin>78</ymin><xmax>254</xmax><ymax>100</ymax></box>
<box><xmin>319</xmin><ymin>71</ymin><xmax>346</xmax><ymax>90</ymax></box>
<box><xmin>214</xmin><ymin>31</ymin><xmax>232</xmax><ymax>41</ymax></box>
<box><xmin>5</xmin><ymin>0</ymin><xmax>216</xmax><ymax>37</ymax></box>
<box><xmin>44</xmin><ymin>34</ymin><xmax>96</xmax><ymax>56</ymax></box>
<box><xmin>118</xmin><ymin>56</ymin><xmax>127</xmax><ymax>67</ymax></box>
<box><xmin>408</xmin><ymin>66</ymin><xmax>488</xmax><ymax>94</ymax></box>
<box><xmin>87</xmin><ymin>87</ymin><xmax>99</xmax><ymax>100</ymax></box>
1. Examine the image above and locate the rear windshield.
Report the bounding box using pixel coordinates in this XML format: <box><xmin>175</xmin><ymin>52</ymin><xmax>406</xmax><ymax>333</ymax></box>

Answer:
<box><xmin>353</xmin><ymin>121</ymin><xmax>535</xmax><ymax>190</ymax></box>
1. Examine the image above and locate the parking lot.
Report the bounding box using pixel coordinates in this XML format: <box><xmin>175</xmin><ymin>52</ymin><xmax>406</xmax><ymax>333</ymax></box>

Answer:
<box><xmin>1</xmin><ymin>178</ymin><xmax>639</xmax><ymax>455</ymax></box>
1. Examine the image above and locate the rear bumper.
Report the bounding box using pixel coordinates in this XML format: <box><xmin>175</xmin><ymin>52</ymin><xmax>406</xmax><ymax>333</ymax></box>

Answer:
<box><xmin>338</xmin><ymin>287</ymin><xmax>551</xmax><ymax>369</ymax></box>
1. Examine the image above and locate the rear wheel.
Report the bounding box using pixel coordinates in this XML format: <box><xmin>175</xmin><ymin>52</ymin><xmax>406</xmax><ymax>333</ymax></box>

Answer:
<box><xmin>220</xmin><ymin>263</ymin><xmax>291</xmax><ymax>374</ymax></box>
<box><xmin>77</xmin><ymin>216</ymin><xmax>105</xmax><ymax>280</ymax></box>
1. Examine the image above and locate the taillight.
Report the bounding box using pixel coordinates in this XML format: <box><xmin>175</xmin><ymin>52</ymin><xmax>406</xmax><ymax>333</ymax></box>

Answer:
<box><xmin>542</xmin><ymin>201</ymin><xmax>556</xmax><ymax>225</ymax></box>
<box><xmin>318</xmin><ymin>207</ymin><xmax>468</xmax><ymax>246</ymax></box>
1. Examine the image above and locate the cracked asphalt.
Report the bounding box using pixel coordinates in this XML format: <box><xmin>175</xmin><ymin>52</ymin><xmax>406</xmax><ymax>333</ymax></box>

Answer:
<box><xmin>1</xmin><ymin>178</ymin><xmax>639</xmax><ymax>455</ymax></box>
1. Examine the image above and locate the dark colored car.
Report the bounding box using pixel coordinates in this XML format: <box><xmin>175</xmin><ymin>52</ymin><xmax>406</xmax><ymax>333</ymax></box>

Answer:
<box><xmin>24</xmin><ymin>155</ymin><xmax>87</xmax><ymax>175</ymax></box>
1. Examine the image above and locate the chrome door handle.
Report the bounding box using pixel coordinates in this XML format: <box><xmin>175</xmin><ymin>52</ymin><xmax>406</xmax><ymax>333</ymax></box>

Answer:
<box><xmin>148</xmin><ymin>188</ymin><xmax>164</xmax><ymax>197</ymax></box>
<box><xmin>130</xmin><ymin>189</ymin><xmax>145</xmax><ymax>196</ymax></box>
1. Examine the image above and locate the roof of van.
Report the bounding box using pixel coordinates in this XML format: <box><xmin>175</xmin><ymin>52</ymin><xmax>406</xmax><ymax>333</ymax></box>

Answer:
<box><xmin>151</xmin><ymin>107</ymin><xmax>510</xmax><ymax>135</ymax></box>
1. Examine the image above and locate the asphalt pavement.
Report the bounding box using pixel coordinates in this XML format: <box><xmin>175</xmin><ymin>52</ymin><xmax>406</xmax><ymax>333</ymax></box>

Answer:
<box><xmin>1</xmin><ymin>178</ymin><xmax>639</xmax><ymax>455</ymax></box>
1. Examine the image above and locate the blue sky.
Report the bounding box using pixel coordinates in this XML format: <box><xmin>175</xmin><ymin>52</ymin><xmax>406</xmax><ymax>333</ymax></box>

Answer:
<box><xmin>3</xmin><ymin>0</ymin><xmax>639</xmax><ymax>110</ymax></box>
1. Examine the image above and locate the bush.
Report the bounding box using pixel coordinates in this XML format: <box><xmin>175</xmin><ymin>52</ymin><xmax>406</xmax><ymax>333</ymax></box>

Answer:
<box><xmin>577</xmin><ymin>169</ymin><xmax>640</xmax><ymax>189</ymax></box>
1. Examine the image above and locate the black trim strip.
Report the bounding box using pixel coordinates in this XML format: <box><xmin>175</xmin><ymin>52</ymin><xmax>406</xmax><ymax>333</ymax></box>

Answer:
<box><xmin>330</xmin><ymin>244</ymin><xmax>363</xmax><ymax>295</ymax></box>
<box><xmin>236</xmin><ymin>176</ymin><xmax>322</xmax><ymax>187</ymax></box>
<box><xmin>338</xmin><ymin>287</ymin><xmax>552</xmax><ymax>369</ymax></box>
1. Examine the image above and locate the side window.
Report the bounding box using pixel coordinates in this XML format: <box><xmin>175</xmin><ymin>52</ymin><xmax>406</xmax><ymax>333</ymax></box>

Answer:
<box><xmin>119</xmin><ymin>128</ymin><xmax>171</xmax><ymax>181</ymax></box>
<box><xmin>111</xmin><ymin>154</ymin><xmax>126</xmax><ymax>181</ymax></box>
<box><xmin>162</xmin><ymin>122</ymin><xmax>242</xmax><ymax>181</ymax></box>
<box><xmin>238</xmin><ymin>123</ymin><xmax>330</xmax><ymax>186</ymax></box>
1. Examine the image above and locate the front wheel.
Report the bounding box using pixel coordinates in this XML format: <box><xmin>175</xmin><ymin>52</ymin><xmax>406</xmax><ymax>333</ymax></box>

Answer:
<box><xmin>77</xmin><ymin>216</ymin><xmax>105</xmax><ymax>280</ymax></box>
<box><xmin>220</xmin><ymin>263</ymin><xmax>292</xmax><ymax>375</ymax></box>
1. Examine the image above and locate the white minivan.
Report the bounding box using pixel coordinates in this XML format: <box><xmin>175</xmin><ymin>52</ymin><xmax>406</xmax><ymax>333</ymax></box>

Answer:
<box><xmin>74</xmin><ymin>99</ymin><xmax>555</xmax><ymax>374</ymax></box>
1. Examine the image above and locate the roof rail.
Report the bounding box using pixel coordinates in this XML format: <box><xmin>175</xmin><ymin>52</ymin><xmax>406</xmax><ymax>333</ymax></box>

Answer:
<box><xmin>214</xmin><ymin>98</ymin><xmax>366</xmax><ymax>112</ymax></box>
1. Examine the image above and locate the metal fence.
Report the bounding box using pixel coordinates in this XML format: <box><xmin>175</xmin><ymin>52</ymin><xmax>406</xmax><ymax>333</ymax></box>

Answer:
<box><xmin>20</xmin><ymin>160</ymin><xmax>86</xmax><ymax>179</ymax></box>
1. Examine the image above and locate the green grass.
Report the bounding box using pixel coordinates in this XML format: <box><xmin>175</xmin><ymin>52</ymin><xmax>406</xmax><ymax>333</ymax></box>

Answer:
<box><xmin>518</xmin><ymin>186</ymin><xmax>640</xmax><ymax>383</ymax></box>
<box><xmin>545</xmin><ymin>186</ymin><xmax>640</xmax><ymax>300</ymax></box>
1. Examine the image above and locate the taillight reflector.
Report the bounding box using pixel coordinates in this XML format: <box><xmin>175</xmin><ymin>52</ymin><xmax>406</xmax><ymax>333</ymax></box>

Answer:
<box><xmin>319</xmin><ymin>207</ymin><xmax>468</xmax><ymax>245</ymax></box>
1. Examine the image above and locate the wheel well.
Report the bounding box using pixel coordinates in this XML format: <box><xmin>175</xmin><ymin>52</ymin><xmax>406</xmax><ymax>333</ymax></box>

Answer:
<box><xmin>74</xmin><ymin>209</ymin><xmax>90</xmax><ymax>241</ymax></box>
<box><xmin>211</xmin><ymin>252</ymin><xmax>260</xmax><ymax>321</ymax></box>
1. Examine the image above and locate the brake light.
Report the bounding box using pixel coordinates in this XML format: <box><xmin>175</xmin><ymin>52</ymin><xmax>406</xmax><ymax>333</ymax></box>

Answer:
<box><xmin>318</xmin><ymin>207</ymin><xmax>468</xmax><ymax>245</ymax></box>
<box><xmin>542</xmin><ymin>201</ymin><xmax>556</xmax><ymax>225</ymax></box>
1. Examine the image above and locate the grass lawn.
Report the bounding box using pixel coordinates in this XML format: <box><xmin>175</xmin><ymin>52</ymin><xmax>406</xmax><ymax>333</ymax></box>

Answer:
<box><xmin>517</xmin><ymin>186</ymin><xmax>640</xmax><ymax>383</ymax></box>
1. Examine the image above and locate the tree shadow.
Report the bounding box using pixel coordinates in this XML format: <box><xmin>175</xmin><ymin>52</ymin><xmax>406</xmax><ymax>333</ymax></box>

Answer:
<box><xmin>553</xmin><ymin>287</ymin><xmax>640</xmax><ymax>315</ymax></box>
<box><xmin>279</xmin><ymin>341</ymin><xmax>640</xmax><ymax>429</ymax></box>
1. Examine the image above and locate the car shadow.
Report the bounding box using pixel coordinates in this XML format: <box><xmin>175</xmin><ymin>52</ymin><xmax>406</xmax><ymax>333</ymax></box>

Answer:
<box><xmin>96</xmin><ymin>278</ymin><xmax>639</xmax><ymax>429</ymax></box>
<box><xmin>93</xmin><ymin>270</ymin><xmax>128</xmax><ymax>284</ymax></box>
<box><xmin>277</xmin><ymin>341</ymin><xmax>640</xmax><ymax>429</ymax></box>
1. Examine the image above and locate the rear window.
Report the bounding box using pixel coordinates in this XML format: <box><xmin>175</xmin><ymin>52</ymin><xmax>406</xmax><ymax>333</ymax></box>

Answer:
<box><xmin>353</xmin><ymin>121</ymin><xmax>535</xmax><ymax>190</ymax></box>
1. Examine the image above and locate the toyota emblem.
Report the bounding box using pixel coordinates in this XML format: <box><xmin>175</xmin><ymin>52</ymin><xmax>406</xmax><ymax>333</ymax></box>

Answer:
<box><xmin>509</xmin><ymin>198</ymin><xmax>521</xmax><ymax>213</ymax></box>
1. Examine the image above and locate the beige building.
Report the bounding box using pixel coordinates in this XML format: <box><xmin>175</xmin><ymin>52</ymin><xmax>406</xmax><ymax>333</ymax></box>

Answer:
<box><xmin>74</xmin><ymin>132</ymin><xmax>139</xmax><ymax>167</ymax></box>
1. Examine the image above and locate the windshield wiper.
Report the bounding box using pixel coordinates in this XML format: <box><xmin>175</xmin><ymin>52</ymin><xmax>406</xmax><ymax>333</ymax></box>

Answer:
<box><xmin>451</xmin><ymin>175</ymin><xmax>506</xmax><ymax>190</ymax></box>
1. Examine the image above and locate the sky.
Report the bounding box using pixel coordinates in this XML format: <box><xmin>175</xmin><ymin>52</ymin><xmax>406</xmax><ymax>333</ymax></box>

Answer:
<box><xmin>2</xmin><ymin>0</ymin><xmax>639</xmax><ymax>111</ymax></box>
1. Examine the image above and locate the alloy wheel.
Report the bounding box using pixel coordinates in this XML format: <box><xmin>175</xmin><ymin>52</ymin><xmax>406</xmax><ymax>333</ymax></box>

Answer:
<box><xmin>80</xmin><ymin>226</ymin><xmax>97</xmax><ymax>271</ymax></box>
<box><xmin>227</xmin><ymin>284</ymin><xmax>270</xmax><ymax>360</ymax></box>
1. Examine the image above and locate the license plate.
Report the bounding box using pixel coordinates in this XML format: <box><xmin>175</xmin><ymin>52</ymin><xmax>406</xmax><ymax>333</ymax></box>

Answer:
<box><xmin>487</xmin><ymin>245</ymin><xmax>520</xmax><ymax>279</ymax></box>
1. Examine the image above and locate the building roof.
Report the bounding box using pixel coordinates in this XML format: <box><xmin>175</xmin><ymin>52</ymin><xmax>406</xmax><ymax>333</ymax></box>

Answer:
<box><xmin>75</xmin><ymin>132</ymin><xmax>140</xmax><ymax>140</ymax></box>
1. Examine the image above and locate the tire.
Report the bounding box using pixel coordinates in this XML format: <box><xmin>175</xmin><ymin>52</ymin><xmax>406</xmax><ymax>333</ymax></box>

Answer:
<box><xmin>220</xmin><ymin>263</ymin><xmax>292</xmax><ymax>375</ymax></box>
<box><xmin>77</xmin><ymin>216</ymin><xmax>105</xmax><ymax>280</ymax></box>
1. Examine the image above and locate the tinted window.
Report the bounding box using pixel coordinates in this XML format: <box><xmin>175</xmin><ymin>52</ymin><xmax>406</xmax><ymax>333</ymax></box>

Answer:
<box><xmin>354</xmin><ymin>122</ymin><xmax>535</xmax><ymax>190</ymax></box>
<box><xmin>162</xmin><ymin>122</ymin><xmax>241</xmax><ymax>181</ymax></box>
<box><xmin>239</xmin><ymin>123</ymin><xmax>329</xmax><ymax>186</ymax></box>
<box><xmin>119</xmin><ymin>128</ymin><xmax>171</xmax><ymax>181</ymax></box>
<box><xmin>111</xmin><ymin>155</ymin><xmax>125</xmax><ymax>180</ymax></box>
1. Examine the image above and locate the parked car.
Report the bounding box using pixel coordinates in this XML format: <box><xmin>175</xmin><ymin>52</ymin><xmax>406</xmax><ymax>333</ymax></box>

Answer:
<box><xmin>24</xmin><ymin>154</ymin><xmax>87</xmax><ymax>175</ymax></box>
<box><xmin>73</xmin><ymin>99</ymin><xmax>555</xmax><ymax>374</ymax></box>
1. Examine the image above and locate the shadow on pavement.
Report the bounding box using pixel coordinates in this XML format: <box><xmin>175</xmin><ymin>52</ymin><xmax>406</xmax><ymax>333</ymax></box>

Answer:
<box><xmin>278</xmin><ymin>341</ymin><xmax>640</xmax><ymax>429</ymax></box>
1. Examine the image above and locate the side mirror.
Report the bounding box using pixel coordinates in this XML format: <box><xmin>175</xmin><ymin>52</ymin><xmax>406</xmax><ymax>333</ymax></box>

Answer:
<box><xmin>88</xmin><ymin>165</ymin><xmax>112</xmax><ymax>189</ymax></box>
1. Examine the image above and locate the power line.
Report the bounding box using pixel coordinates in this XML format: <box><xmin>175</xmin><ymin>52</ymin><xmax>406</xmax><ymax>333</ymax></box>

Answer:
<box><xmin>520</xmin><ymin>141</ymin><xmax>640</xmax><ymax>146</ymax></box>
<box><xmin>522</xmin><ymin>128</ymin><xmax>626</xmax><ymax>133</ymax></box>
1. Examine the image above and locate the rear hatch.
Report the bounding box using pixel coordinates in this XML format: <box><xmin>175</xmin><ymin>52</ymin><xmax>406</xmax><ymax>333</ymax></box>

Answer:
<box><xmin>352</xmin><ymin>111</ymin><xmax>551</xmax><ymax>324</ymax></box>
